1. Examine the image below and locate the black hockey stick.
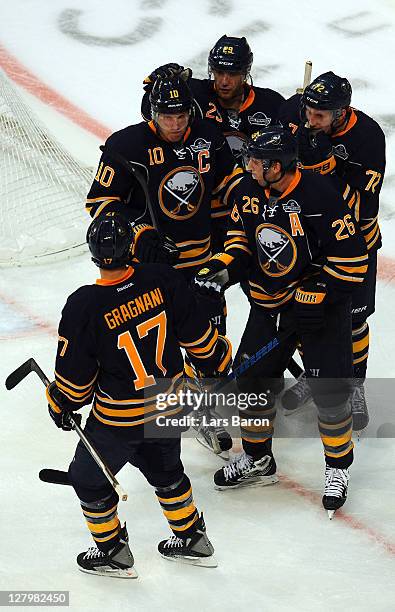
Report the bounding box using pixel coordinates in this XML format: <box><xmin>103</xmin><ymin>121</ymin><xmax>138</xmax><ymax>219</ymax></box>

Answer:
<box><xmin>99</xmin><ymin>145</ymin><xmax>162</xmax><ymax>235</ymax></box>
<box><xmin>41</xmin><ymin>327</ymin><xmax>297</xmax><ymax>480</ymax></box>
<box><xmin>5</xmin><ymin>357</ymin><xmax>46</xmax><ymax>390</ymax></box>
<box><xmin>99</xmin><ymin>145</ymin><xmax>179</xmax><ymax>261</ymax></box>
<box><xmin>39</xmin><ymin>469</ymin><xmax>70</xmax><ymax>486</ymax></box>
<box><xmin>5</xmin><ymin>358</ymin><xmax>128</xmax><ymax>501</ymax></box>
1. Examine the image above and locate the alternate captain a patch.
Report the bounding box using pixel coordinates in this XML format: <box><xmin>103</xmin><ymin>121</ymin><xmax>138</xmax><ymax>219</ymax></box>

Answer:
<box><xmin>255</xmin><ymin>223</ymin><xmax>297</xmax><ymax>277</ymax></box>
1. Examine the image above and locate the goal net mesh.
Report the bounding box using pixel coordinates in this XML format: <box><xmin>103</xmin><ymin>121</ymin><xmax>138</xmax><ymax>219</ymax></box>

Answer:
<box><xmin>0</xmin><ymin>68</ymin><xmax>92</xmax><ymax>265</ymax></box>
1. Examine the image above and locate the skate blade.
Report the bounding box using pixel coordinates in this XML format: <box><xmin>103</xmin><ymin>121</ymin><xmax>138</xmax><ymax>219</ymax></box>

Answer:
<box><xmin>327</xmin><ymin>510</ymin><xmax>336</xmax><ymax>520</ymax></box>
<box><xmin>215</xmin><ymin>474</ymin><xmax>279</xmax><ymax>491</ymax></box>
<box><xmin>160</xmin><ymin>553</ymin><xmax>218</xmax><ymax>568</ymax></box>
<box><xmin>195</xmin><ymin>434</ymin><xmax>230</xmax><ymax>461</ymax></box>
<box><xmin>78</xmin><ymin>566</ymin><xmax>138</xmax><ymax>579</ymax></box>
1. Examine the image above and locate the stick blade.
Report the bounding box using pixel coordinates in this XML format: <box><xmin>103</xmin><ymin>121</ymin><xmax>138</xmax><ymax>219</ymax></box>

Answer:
<box><xmin>39</xmin><ymin>469</ymin><xmax>70</xmax><ymax>486</ymax></box>
<box><xmin>5</xmin><ymin>358</ymin><xmax>35</xmax><ymax>390</ymax></box>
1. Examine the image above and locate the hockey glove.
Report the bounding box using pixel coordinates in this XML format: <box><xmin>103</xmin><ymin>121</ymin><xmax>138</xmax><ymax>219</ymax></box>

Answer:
<box><xmin>46</xmin><ymin>381</ymin><xmax>82</xmax><ymax>431</ymax></box>
<box><xmin>132</xmin><ymin>224</ymin><xmax>179</xmax><ymax>265</ymax></box>
<box><xmin>190</xmin><ymin>336</ymin><xmax>233</xmax><ymax>379</ymax></box>
<box><xmin>192</xmin><ymin>258</ymin><xmax>230</xmax><ymax>300</ymax></box>
<box><xmin>143</xmin><ymin>64</ymin><xmax>192</xmax><ymax>90</ymax></box>
<box><xmin>296</xmin><ymin>125</ymin><xmax>335</xmax><ymax>174</ymax></box>
<box><xmin>294</xmin><ymin>278</ymin><xmax>327</xmax><ymax>334</ymax></box>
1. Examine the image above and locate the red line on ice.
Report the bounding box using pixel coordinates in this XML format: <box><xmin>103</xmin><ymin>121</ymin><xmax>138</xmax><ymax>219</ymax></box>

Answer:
<box><xmin>0</xmin><ymin>292</ymin><xmax>56</xmax><ymax>340</ymax></box>
<box><xmin>279</xmin><ymin>473</ymin><xmax>395</xmax><ymax>557</ymax></box>
<box><xmin>0</xmin><ymin>44</ymin><xmax>111</xmax><ymax>141</ymax></box>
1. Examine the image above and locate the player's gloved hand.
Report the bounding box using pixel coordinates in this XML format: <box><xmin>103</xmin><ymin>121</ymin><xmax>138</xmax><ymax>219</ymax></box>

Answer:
<box><xmin>190</xmin><ymin>336</ymin><xmax>233</xmax><ymax>381</ymax></box>
<box><xmin>296</xmin><ymin>125</ymin><xmax>335</xmax><ymax>173</ymax></box>
<box><xmin>192</xmin><ymin>257</ymin><xmax>230</xmax><ymax>300</ymax></box>
<box><xmin>143</xmin><ymin>64</ymin><xmax>192</xmax><ymax>89</ymax></box>
<box><xmin>132</xmin><ymin>224</ymin><xmax>179</xmax><ymax>264</ymax></box>
<box><xmin>46</xmin><ymin>381</ymin><xmax>82</xmax><ymax>431</ymax></box>
<box><xmin>294</xmin><ymin>278</ymin><xmax>327</xmax><ymax>334</ymax></box>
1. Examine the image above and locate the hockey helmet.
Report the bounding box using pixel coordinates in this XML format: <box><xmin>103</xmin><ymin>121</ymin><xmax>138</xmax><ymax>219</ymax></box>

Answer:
<box><xmin>302</xmin><ymin>71</ymin><xmax>352</xmax><ymax>111</ymax></box>
<box><xmin>87</xmin><ymin>214</ymin><xmax>133</xmax><ymax>269</ymax></box>
<box><xmin>244</xmin><ymin>126</ymin><xmax>298</xmax><ymax>172</ymax></box>
<box><xmin>150</xmin><ymin>76</ymin><xmax>193</xmax><ymax>117</ymax></box>
<box><xmin>208</xmin><ymin>35</ymin><xmax>253</xmax><ymax>75</ymax></box>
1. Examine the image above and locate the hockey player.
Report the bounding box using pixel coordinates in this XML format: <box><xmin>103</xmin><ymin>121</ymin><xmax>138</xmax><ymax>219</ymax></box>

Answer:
<box><xmin>86</xmin><ymin>75</ymin><xmax>238</xmax><ymax>455</ymax></box>
<box><xmin>278</xmin><ymin>72</ymin><xmax>386</xmax><ymax>429</ymax></box>
<box><xmin>192</xmin><ymin>127</ymin><xmax>368</xmax><ymax>516</ymax></box>
<box><xmin>46</xmin><ymin>214</ymin><xmax>232</xmax><ymax>576</ymax></box>
<box><xmin>86</xmin><ymin>76</ymin><xmax>240</xmax><ymax>281</ymax></box>
<box><xmin>141</xmin><ymin>35</ymin><xmax>285</xmax><ymax>162</ymax></box>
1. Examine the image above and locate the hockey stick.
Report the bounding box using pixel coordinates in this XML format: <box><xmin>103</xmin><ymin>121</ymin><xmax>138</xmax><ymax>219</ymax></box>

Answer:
<box><xmin>5</xmin><ymin>358</ymin><xmax>128</xmax><ymax>501</ymax></box>
<box><xmin>41</xmin><ymin>327</ymin><xmax>295</xmax><ymax>473</ymax></box>
<box><xmin>191</xmin><ymin>326</ymin><xmax>297</xmax><ymax>398</ymax></box>
<box><xmin>99</xmin><ymin>144</ymin><xmax>179</xmax><ymax>262</ymax></box>
<box><xmin>39</xmin><ymin>469</ymin><xmax>71</xmax><ymax>486</ymax></box>
<box><xmin>99</xmin><ymin>145</ymin><xmax>162</xmax><ymax>236</ymax></box>
<box><xmin>296</xmin><ymin>60</ymin><xmax>312</xmax><ymax>94</ymax></box>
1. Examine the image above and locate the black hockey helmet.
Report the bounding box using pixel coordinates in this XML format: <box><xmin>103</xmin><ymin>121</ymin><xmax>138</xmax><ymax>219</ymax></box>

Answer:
<box><xmin>302</xmin><ymin>71</ymin><xmax>352</xmax><ymax>112</ymax></box>
<box><xmin>87</xmin><ymin>214</ymin><xmax>133</xmax><ymax>269</ymax></box>
<box><xmin>208</xmin><ymin>35</ymin><xmax>253</xmax><ymax>75</ymax></box>
<box><xmin>150</xmin><ymin>76</ymin><xmax>194</xmax><ymax>117</ymax></box>
<box><xmin>244</xmin><ymin>126</ymin><xmax>298</xmax><ymax>172</ymax></box>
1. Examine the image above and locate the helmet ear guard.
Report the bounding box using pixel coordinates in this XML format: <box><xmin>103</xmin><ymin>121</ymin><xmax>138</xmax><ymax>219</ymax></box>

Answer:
<box><xmin>86</xmin><ymin>214</ymin><xmax>133</xmax><ymax>269</ymax></box>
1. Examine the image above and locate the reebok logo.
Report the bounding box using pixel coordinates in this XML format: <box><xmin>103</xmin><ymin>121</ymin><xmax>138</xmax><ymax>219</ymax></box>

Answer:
<box><xmin>117</xmin><ymin>282</ymin><xmax>134</xmax><ymax>292</ymax></box>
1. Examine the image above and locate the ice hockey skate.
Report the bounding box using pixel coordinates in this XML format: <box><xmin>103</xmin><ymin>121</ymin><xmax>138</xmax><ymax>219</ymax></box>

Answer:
<box><xmin>158</xmin><ymin>514</ymin><xmax>217</xmax><ymax>567</ymax></box>
<box><xmin>281</xmin><ymin>372</ymin><xmax>314</xmax><ymax>414</ymax></box>
<box><xmin>214</xmin><ymin>452</ymin><xmax>278</xmax><ymax>490</ymax></box>
<box><xmin>194</xmin><ymin>406</ymin><xmax>232</xmax><ymax>460</ymax></box>
<box><xmin>322</xmin><ymin>466</ymin><xmax>350</xmax><ymax>519</ymax></box>
<box><xmin>351</xmin><ymin>379</ymin><xmax>369</xmax><ymax>435</ymax></box>
<box><xmin>77</xmin><ymin>524</ymin><xmax>137</xmax><ymax>578</ymax></box>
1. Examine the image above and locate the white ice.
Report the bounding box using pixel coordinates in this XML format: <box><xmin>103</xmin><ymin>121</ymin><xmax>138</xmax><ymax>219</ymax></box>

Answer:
<box><xmin>0</xmin><ymin>2</ymin><xmax>394</xmax><ymax>611</ymax></box>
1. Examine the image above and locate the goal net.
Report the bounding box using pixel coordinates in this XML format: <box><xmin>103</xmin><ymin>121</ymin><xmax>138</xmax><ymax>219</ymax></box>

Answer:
<box><xmin>0</xmin><ymin>68</ymin><xmax>93</xmax><ymax>266</ymax></box>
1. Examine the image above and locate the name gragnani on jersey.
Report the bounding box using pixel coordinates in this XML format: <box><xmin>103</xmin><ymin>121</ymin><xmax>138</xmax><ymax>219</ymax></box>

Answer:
<box><xmin>279</xmin><ymin>95</ymin><xmax>386</xmax><ymax>252</ymax></box>
<box><xmin>52</xmin><ymin>264</ymin><xmax>220</xmax><ymax>430</ymax></box>
<box><xmin>142</xmin><ymin>79</ymin><xmax>285</xmax><ymax>163</ymax></box>
<box><xmin>217</xmin><ymin>170</ymin><xmax>368</xmax><ymax>310</ymax></box>
<box><xmin>86</xmin><ymin>119</ymin><xmax>242</xmax><ymax>270</ymax></box>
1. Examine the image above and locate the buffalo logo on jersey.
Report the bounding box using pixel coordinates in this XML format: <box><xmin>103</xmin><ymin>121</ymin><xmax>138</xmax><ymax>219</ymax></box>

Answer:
<box><xmin>255</xmin><ymin>224</ymin><xmax>297</xmax><ymax>277</ymax></box>
<box><xmin>159</xmin><ymin>166</ymin><xmax>204</xmax><ymax>220</ymax></box>
<box><xmin>248</xmin><ymin>112</ymin><xmax>271</xmax><ymax>127</ymax></box>
<box><xmin>225</xmin><ymin>131</ymin><xmax>247</xmax><ymax>161</ymax></box>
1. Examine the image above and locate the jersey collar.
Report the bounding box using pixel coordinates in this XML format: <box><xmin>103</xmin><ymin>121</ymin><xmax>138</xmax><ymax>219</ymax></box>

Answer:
<box><xmin>148</xmin><ymin>120</ymin><xmax>191</xmax><ymax>143</ymax></box>
<box><xmin>239</xmin><ymin>86</ymin><xmax>255</xmax><ymax>112</ymax></box>
<box><xmin>96</xmin><ymin>266</ymin><xmax>134</xmax><ymax>286</ymax></box>
<box><xmin>264</xmin><ymin>168</ymin><xmax>302</xmax><ymax>200</ymax></box>
<box><xmin>332</xmin><ymin>109</ymin><xmax>358</xmax><ymax>137</ymax></box>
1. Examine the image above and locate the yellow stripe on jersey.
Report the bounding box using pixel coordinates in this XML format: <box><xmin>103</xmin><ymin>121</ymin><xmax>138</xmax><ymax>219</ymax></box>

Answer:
<box><xmin>180</xmin><ymin>324</ymin><xmax>213</xmax><ymax>348</ymax></box>
<box><xmin>212</xmin><ymin>166</ymin><xmax>243</xmax><ymax>196</ymax></box>
<box><xmin>323</xmin><ymin>265</ymin><xmax>364</xmax><ymax>283</ymax></box>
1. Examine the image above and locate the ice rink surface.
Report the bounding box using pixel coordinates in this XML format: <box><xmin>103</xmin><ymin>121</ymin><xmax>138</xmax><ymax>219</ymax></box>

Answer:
<box><xmin>0</xmin><ymin>1</ymin><xmax>395</xmax><ymax>610</ymax></box>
